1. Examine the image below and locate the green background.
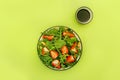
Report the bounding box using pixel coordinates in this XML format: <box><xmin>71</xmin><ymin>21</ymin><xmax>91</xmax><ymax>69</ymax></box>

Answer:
<box><xmin>0</xmin><ymin>0</ymin><xmax>120</xmax><ymax>80</ymax></box>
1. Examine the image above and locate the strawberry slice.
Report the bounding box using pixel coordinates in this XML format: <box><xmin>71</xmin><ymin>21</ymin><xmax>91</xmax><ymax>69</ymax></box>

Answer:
<box><xmin>63</xmin><ymin>31</ymin><xmax>75</xmax><ymax>38</ymax></box>
<box><xmin>42</xmin><ymin>47</ymin><xmax>49</xmax><ymax>55</ymax></box>
<box><xmin>61</xmin><ymin>45</ymin><xmax>68</xmax><ymax>55</ymax></box>
<box><xmin>70</xmin><ymin>42</ymin><xmax>78</xmax><ymax>53</ymax></box>
<box><xmin>42</xmin><ymin>35</ymin><xmax>54</xmax><ymax>40</ymax></box>
<box><xmin>50</xmin><ymin>50</ymin><xmax>59</xmax><ymax>59</ymax></box>
<box><xmin>52</xmin><ymin>60</ymin><xmax>61</xmax><ymax>69</ymax></box>
<box><xmin>56</xmin><ymin>65</ymin><xmax>61</xmax><ymax>69</ymax></box>
<box><xmin>66</xmin><ymin>55</ymin><xmax>75</xmax><ymax>63</ymax></box>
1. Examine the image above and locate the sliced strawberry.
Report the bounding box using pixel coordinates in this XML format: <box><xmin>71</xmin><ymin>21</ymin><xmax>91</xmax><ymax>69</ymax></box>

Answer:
<box><xmin>66</xmin><ymin>55</ymin><xmax>75</xmax><ymax>63</ymax></box>
<box><xmin>63</xmin><ymin>31</ymin><xmax>75</xmax><ymax>38</ymax></box>
<box><xmin>50</xmin><ymin>50</ymin><xmax>59</xmax><ymax>59</ymax></box>
<box><xmin>71</xmin><ymin>48</ymin><xmax>78</xmax><ymax>53</ymax></box>
<box><xmin>61</xmin><ymin>45</ymin><xmax>68</xmax><ymax>55</ymax></box>
<box><xmin>56</xmin><ymin>65</ymin><xmax>61</xmax><ymax>69</ymax></box>
<box><xmin>72</xmin><ymin>42</ymin><xmax>77</xmax><ymax>47</ymax></box>
<box><xmin>52</xmin><ymin>60</ymin><xmax>61</xmax><ymax>69</ymax></box>
<box><xmin>42</xmin><ymin>47</ymin><xmax>49</xmax><ymax>55</ymax></box>
<box><xmin>42</xmin><ymin>35</ymin><xmax>54</xmax><ymax>40</ymax></box>
<box><xmin>70</xmin><ymin>42</ymin><xmax>78</xmax><ymax>53</ymax></box>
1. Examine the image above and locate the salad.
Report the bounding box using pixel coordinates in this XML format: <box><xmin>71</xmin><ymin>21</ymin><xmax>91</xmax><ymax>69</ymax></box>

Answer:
<box><xmin>37</xmin><ymin>26</ymin><xmax>82</xmax><ymax>70</ymax></box>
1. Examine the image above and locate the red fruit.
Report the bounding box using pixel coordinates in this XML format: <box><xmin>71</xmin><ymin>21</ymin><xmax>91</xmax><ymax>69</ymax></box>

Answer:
<box><xmin>56</xmin><ymin>65</ymin><xmax>61</xmax><ymax>69</ymax></box>
<box><xmin>42</xmin><ymin>47</ymin><xmax>49</xmax><ymax>55</ymax></box>
<box><xmin>71</xmin><ymin>42</ymin><xmax>78</xmax><ymax>53</ymax></box>
<box><xmin>61</xmin><ymin>45</ymin><xmax>68</xmax><ymax>55</ymax></box>
<box><xmin>72</xmin><ymin>42</ymin><xmax>77</xmax><ymax>47</ymax></box>
<box><xmin>66</xmin><ymin>55</ymin><xmax>75</xmax><ymax>63</ymax></box>
<box><xmin>63</xmin><ymin>31</ymin><xmax>75</xmax><ymax>38</ymax></box>
<box><xmin>50</xmin><ymin>50</ymin><xmax>59</xmax><ymax>59</ymax></box>
<box><xmin>42</xmin><ymin>35</ymin><xmax>54</xmax><ymax>40</ymax></box>
<box><xmin>52</xmin><ymin>60</ymin><xmax>61</xmax><ymax>69</ymax></box>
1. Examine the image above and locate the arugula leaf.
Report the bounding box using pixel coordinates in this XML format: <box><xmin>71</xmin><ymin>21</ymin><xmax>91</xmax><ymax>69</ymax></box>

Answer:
<box><xmin>44</xmin><ymin>28</ymin><xmax>59</xmax><ymax>36</ymax></box>
<box><xmin>40</xmin><ymin>55</ymin><xmax>52</xmax><ymax>66</ymax></box>
<box><xmin>61</xmin><ymin>64</ymin><xmax>66</xmax><ymax>68</ymax></box>
<box><xmin>66</xmin><ymin>37</ymin><xmax>77</xmax><ymax>46</ymax></box>
<box><xmin>60</xmin><ymin>54</ymin><xmax>68</xmax><ymax>64</ymax></box>
<box><xmin>59</xmin><ymin>54</ymin><xmax>65</xmax><ymax>64</ymax></box>
<box><xmin>46</xmin><ymin>41</ymin><xmax>55</xmax><ymax>50</ymax></box>
<box><xmin>59</xmin><ymin>27</ymin><xmax>65</xmax><ymax>39</ymax></box>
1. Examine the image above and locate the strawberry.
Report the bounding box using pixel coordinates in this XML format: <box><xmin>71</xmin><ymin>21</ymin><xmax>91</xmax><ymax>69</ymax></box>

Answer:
<box><xmin>50</xmin><ymin>50</ymin><xmax>59</xmax><ymax>59</ymax></box>
<box><xmin>61</xmin><ymin>45</ymin><xmax>69</xmax><ymax>55</ymax></box>
<box><xmin>63</xmin><ymin>31</ymin><xmax>75</xmax><ymax>38</ymax></box>
<box><xmin>52</xmin><ymin>60</ymin><xmax>61</xmax><ymax>69</ymax></box>
<box><xmin>42</xmin><ymin>47</ymin><xmax>49</xmax><ymax>55</ymax></box>
<box><xmin>70</xmin><ymin>42</ymin><xmax>78</xmax><ymax>53</ymax></box>
<box><xmin>56</xmin><ymin>65</ymin><xmax>61</xmax><ymax>69</ymax></box>
<box><xmin>66</xmin><ymin>55</ymin><xmax>75</xmax><ymax>63</ymax></box>
<box><xmin>42</xmin><ymin>35</ymin><xmax>54</xmax><ymax>40</ymax></box>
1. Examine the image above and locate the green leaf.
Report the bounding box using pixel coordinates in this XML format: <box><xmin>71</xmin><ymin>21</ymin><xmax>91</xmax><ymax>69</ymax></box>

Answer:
<box><xmin>66</xmin><ymin>37</ymin><xmax>77</xmax><ymax>46</ymax></box>
<box><xmin>44</xmin><ymin>28</ymin><xmax>59</xmax><ymax>36</ymax></box>
<box><xmin>40</xmin><ymin>55</ymin><xmax>52</xmax><ymax>66</ymax></box>
<box><xmin>55</xmin><ymin>40</ymin><xmax>66</xmax><ymax>48</ymax></box>
<box><xmin>61</xmin><ymin>64</ymin><xmax>66</xmax><ymax>68</ymax></box>
<box><xmin>46</xmin><ymin>41</ymin><xmax>55</xmax><ymax>50</ymax></box>
<box><xmin>59</xmin><ymin>53</ymin><xmax>68</xmax><ymax>65</ymax></box>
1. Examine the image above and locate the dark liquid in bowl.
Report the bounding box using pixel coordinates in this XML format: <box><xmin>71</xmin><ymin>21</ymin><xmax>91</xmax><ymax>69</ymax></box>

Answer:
<box><xmin>77</xmin><ymin>9</ymin><xmax>90</xmax><ymax>22</ymax></box>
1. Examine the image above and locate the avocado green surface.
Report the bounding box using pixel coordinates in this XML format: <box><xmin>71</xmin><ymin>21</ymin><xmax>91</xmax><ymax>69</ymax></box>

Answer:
<box><xmin>0</xmin><ymin>0</ymin><xmax>120</xmax><ymax>80</ymax></box>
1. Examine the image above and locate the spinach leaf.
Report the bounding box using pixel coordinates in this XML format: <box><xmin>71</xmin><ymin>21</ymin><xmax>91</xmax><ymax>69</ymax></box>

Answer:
<box><xmin>55</xmin><ymin>40</ymin><xmax>66</xmax><ymax>49</ymax></box>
